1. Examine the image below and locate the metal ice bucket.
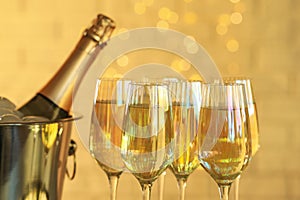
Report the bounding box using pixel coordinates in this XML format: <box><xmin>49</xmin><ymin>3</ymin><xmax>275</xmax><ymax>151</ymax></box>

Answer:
<box><xmin>0</xmin><ymin>115</ymin><xmax>80</xmax><ymax>200</ymax></box>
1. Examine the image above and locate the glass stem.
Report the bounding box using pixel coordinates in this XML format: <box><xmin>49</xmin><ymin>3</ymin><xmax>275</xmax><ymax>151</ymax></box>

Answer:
<box><xmin>218</xmin><ymin>184</ymin><xmax>231</xmax><ymax>200</ymax></box>
<box><xmin>177</xmin><ymin>177</ymin><xmax>187</xmax><ymax>200</ymax></box>
<box><xmin>107</xmin><ymin>175</ymin><xmax>120</xmax><ymax>200</ymax></box>
<box><xmin>234</xmin><ymin>176</ymin><xmax>240</xmax><ymax>200</ymax></box>
<box><xmin>157</xmin><ymin>171</ymin><xmax>166</xmax><ymax>200</ymax></box>
<box><xmin>141</xmin><ymin>183</ymin><xmax>152</xmax><ymax>200</ymax></box>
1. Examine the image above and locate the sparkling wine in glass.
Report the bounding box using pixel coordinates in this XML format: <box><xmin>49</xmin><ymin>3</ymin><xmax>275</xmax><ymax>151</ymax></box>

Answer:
<box><xmin>221</xmin><ymin>77</ymin><xmax>260</xmax><ymax>200</ymax></box>
<box><xmin>89</xmin><ymin>78</ymin><xmax>130</xmax><ymax>200</ymax></box>
<box><xmin>146</xmin><ymin>77</ymin><xmax>182</xmax><ymax>200</ymax></box>
<box><xmin>121</xmin><ymin>82</ymin><xmax>174</xmax><ymax>200</ymax></box>
<box><xmin>198</xmin><ymin>83</ymin><xmax>252</xmax><ymax>200</ymax></box>
<box><xmin>168</xmin><ymin>80</ymin><xmax>202</xmax><ymax>200</ymax></box>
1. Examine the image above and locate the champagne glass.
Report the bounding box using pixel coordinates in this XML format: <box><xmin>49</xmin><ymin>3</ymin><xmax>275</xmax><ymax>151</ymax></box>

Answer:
<box><xmin>198</xmin><ymin>83</ymin><xmax>252</xmax><ymax>200</ymax></box>
<box><xmin>147</xmin><ymin>77</ymin><xmax>182</xmax><ymax>200</ymax></box>
<box><xmin>221</xmin><ymin>77</ymin><xmax>260</xmax><ymax>200</ymax></box>
<box><xmin>89</xmin><ymin>78</ymin><xmax>130</xmax><ymax>200</ymax></box>
<box><xmin>168</xmin><ymin>80</ymin><xmax>202</xmax><ymax>200</ymax></box>
<box><xmin>222</xmin><ymin>78</ymin><xmax>259</xmax><ymax>156</ymax></box>
<box><xmin>121</xmin><ymin>82</ymin><xmax>174</xmax><ymax>200</ymax></box>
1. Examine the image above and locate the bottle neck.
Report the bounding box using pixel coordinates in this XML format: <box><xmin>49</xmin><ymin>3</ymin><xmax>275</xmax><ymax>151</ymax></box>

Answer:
<box><xmin>39</xmin><ymin>35</ymin><xmax>104</xmax><ymax>112</ymax></box>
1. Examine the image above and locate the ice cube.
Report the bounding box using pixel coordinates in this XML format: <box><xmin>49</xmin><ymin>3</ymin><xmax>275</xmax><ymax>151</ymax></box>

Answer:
<box><xmin>22</xmin><ymin>116</ymin><xmax>50</xmax><ymax>122</ymax></box>
<box><xmin>13</xmin><ymin>110</ymin><xmax>24</xmax><ymax>118</ymax></box>
<box><xmin>0</xmin><ymin>97</ymin><xmax>24</xmax><ymax>122</ymax></box>
<box><xmin>0</xmin><ymin>97</ymin><xmax>16</xmax><ymax>110</ymax></box>
<box><xmin>0</xmin><ymin>113</ymin><xmax>22</xmax><ymax>123</ymax></box>
<box><xmin>0</xmin><ymin>108</ymin><xmax>14</xmax><ymax>116</ymax></box>
<box><xmin>0</xmin><ymin>97</ymin><xmax>50</xmax><ymax>123</ymax></box>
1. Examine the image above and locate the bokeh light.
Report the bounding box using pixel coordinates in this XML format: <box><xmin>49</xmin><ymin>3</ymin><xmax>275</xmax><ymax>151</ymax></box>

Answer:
<box><xmin>170</xmin><ymin>58</ymin><xmax>192</xmax><ymax>73</ymax></box>
<box><xmin>168</xmin><ymin>12</ymin><xmax>179</xmax><ymax>24</ymax></box>
<box><xmin>103</xmin><ymin>68</ymin><xmax>117</xmax><ymax>78</ymax></box>
<box><xmin>158</xmin><ymin>7</ymin><xmax>179</xmax><ymax>24</ymax></box>
<box><xmin>216</xmin><ymin>24</ymin><xmax>228</xmax><ymax>35</ymax></box>
<box><xmin>218</xmin><ymin>14</ymin><xmax>231</xmax><ymax>26</ymax></box>
<box><xmin>226</xmin><ymin>39</ymin><xmax>239</xmax><ymax>52</ymax></box>
<box><xmin>183</xmin><ymin>36</ymin><xmax>199</xmax><ymax>54</ymax></box>
<box><xmin>158</xmin><ymin>7</ymin><xmax>171</xmax><ymax>20</ymax></box>
<box><xmin>117</xmin><ymin>55</ymin><xmax>129</xmax><ymax>67</ymax></box>
<box><xmin>156</xmin><ymin>20</ymin><xmax>169</xmax><ymax>29</ymax></box>
<box><xmin>230</xmin><ymin>12</ymin><xmax>243</xmax><ymax>24</ymax></box>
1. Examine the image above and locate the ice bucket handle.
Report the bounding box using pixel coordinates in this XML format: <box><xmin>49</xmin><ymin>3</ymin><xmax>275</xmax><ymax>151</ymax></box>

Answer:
<box><xmin>66</xmin><ymin>139</ymin><xmax>77</xmax><ymax>180</ymax></box>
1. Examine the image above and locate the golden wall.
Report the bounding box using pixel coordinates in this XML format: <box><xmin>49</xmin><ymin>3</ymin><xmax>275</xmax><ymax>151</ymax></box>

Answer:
<box><xmin>0</xmin><ymin>0</ymin><xmax>299</xmax><ymax>199</ymax></box>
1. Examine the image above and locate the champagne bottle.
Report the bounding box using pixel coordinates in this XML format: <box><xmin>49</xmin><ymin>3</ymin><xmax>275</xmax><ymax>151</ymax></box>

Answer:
<box><xmin>18</xmin><ymin>14</ymin><xmax>115</xmax><ymax>120</ymax></box>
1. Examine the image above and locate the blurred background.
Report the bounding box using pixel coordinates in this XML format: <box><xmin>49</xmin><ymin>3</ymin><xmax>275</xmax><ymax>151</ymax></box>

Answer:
<box><xmin>0</xmin><ymin>0</ymin><xmax>299</xmax><ymax>199</ymax></box>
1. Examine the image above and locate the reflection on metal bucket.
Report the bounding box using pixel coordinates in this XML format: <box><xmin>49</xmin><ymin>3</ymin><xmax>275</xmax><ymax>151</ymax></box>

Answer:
<box><xmin>0</xmin><ymin>115</ymin><xmax>81</xmax><ymax>200</ymax></box>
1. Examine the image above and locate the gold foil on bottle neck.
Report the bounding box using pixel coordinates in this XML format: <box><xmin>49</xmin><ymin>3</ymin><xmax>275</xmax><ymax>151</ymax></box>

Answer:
<box><xmin>84</xmin><ymin>14</ymin><xmax>116</xmax><ymax>44</ymax></box>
